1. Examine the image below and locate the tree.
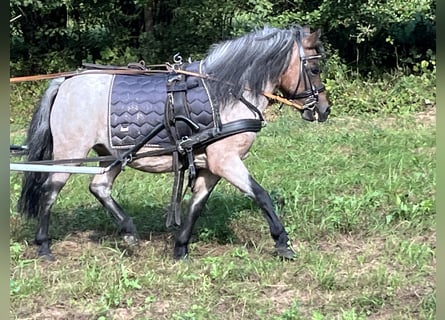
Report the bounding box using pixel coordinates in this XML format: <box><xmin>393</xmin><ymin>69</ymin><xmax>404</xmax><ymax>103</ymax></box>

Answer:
<box><xmin>10</xmin><ymin>0</ymin><xmax>436</xmax><ymax>76</ymax></box>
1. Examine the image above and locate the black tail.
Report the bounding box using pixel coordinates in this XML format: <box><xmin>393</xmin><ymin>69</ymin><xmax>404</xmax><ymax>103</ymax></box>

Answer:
<box><xmin>17</xmin><ymin>78</ymin><xmax>65</xmax><ymax>219</ymax></box>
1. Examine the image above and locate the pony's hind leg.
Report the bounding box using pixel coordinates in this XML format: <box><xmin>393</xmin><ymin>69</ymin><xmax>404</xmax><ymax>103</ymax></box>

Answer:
<box><xmin>208</xmin><ymin>155</ymin><xmax>296</xmax><ymax>259</ymax></box>
<box><xmin>35</xmin><ymin>172</ymin><xmax>71</xmax><ymax>260</ymax></box>
<box><xmin>174</xmin><ymin>169</ymin><xmax>220</xmax><ymax>259</ymax></box>
<box><xmin>89</xmin><ymin>163</ymin><xmax>139</xmax><ymax>246</ymax></box>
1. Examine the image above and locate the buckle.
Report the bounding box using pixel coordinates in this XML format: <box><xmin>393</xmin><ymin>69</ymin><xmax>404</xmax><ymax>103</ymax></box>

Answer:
<box><xmin>177</xmin><ymin>136</ymin><xmax>192</xmax><ymax>154</ymax></box>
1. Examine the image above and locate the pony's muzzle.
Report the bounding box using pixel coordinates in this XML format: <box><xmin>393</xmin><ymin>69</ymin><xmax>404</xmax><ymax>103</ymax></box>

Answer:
<box><xmin>300</xmin><ymin>104</ymin><xmax>330</xmax><ymax>122</ymax></box>
<box><xmin>316</xmin><ymin>104</ymin><xmax>331</xmax><ymax>122</ymax></box>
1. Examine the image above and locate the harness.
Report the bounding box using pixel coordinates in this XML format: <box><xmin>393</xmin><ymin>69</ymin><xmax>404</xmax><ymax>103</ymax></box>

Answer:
<box><xmin>105</xmin><ymin>57</ymin><xmax>265</xmax><ymax>228</ymax></box>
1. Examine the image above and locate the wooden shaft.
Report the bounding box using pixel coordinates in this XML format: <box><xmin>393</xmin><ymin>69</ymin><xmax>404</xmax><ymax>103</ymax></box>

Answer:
<box><xmin>9</xmin><ymin>71</ymin><xmax>83</xmax><ymax>83</ymax></box>
<box><xmin>10</xmin><ymin>68</ymin><xmax>170</xmax><ymax>83</ymax></box>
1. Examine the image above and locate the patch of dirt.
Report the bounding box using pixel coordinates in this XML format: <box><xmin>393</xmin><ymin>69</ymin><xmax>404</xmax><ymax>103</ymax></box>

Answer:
<box><xmin>372</xmin><ymin>106</ymin><xmax>436</xmax><ymax>129</ymax></box>
<box><xmin>414</xmin><ymin>106</ymin><xmax>436</xmax><ymax>127</ymax></box>
<box><xmin>259</xmin><ymin>284</ymin><xmax>299</xmax><ymax>313</ymax></box>
<box><xmin>298</xmin><ymin>105</ymin><xmax>437</xmax><ymax>131</ymax></box>
<box><xmin>264</xmin><ymin>104</ymin><xmax>287</xmax><ymax>122</ymax></box>
<box><xmin>107</xmin><ymin>307</ymin><xmax>140</xmax><ymax>320</ymax></box>
<box><xmin>16</xmin><ymin>303</ymin><xmax>93</xmax><ymax>320</ymax></box>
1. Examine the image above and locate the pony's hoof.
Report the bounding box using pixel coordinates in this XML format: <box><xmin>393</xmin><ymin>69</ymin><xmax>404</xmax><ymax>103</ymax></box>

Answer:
<box><xmin>37</xmin><ymin>246</ymin><xmax>55</xmax><ymax>261</ymax></box>
<box><xmin>174</xmin><ymin>254</ymin><xmax>193</xmax><ymax>264</ymax></box>
<box><xmin>173</xmin><ymin>246</ymin><xmax>189</xmax><ymax>261</ymax></box>
<box><xmin>123</xmin><ymin>234</ymin><xmax>139</xmax><ymax>247</ymax></box>
<box><xmin>173</xmin><ymin>251</ymin><xmax>188</xmax><ymax>261</ymax></box>
<box><xmin>275</xmin><ymin>246</ymin><xmax>296</xmax><ymax>260</ymax></box>
<box><xmin>38</xmin><ymin>253</ymin><xmax>55</xmax><ymax>261</ymax></box>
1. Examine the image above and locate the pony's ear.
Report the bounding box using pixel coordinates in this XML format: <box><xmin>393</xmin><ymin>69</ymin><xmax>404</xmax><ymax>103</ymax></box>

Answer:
<box><xmin>303</xmin><ymin>25</ymin><xmax>311</xmax><ymax>34</ymax></box>
<box><xmin>303</xmin><ymin>29</ymin><xmax>322</xmax><ymax>49</ymax></box>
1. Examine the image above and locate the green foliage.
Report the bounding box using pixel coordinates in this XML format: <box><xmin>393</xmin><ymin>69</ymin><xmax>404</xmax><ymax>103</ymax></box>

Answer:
<box><xmin>10</xmin><ymin>81</ymin><xmax>48</xmax><ymax>127</ymax></box>
<box><xmin>231</xmin><ymin>0</ymin><xmax>435</xmax><ymax>73</ymax></box>
<box><xmin>323</xmin><ymin>50</ymin><xmax>435</xmax><ymax>116</ymax></box>
<box><xmin>10</xmin><ymin>0</ymin><xmax>144</xmax><ymax>75</ymax></box>
<box><xmin>10</xmin><ymin>0</ymin><xmax>435</xmax><ymax>77</ymax></box>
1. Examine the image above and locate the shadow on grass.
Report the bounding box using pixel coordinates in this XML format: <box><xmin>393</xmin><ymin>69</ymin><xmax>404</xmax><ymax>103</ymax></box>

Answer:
<box><xmin>10</xmin><ymin>191</ymin><xmax>254</xmax><ymax>249</ymax></box>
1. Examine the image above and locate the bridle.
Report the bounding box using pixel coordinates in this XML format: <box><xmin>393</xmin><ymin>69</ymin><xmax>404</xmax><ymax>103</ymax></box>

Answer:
<box><xmin>287</xmin><ymin>30</ymin><xmax>326</xmax><ymax>112</ymax></box>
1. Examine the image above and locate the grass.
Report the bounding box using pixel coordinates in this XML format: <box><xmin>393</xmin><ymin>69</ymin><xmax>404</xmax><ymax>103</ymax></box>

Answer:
<box><xmin>9</xmin><ymin>104</ymin><xmax>435</xmax><ymax>319</ymax></box>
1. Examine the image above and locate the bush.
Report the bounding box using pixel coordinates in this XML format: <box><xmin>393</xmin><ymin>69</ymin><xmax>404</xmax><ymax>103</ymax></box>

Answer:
<box><xmin>324</xmin><ymin>51</ymin><xmax>436</xmax><ymax>116</ymax></box>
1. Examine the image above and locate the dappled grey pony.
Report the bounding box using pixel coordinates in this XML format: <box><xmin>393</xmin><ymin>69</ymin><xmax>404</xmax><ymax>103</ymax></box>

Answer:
<box><xmin>18</xmin><ymin>25</ymin><xmax>330</xmax><ymax>260</ymax></box>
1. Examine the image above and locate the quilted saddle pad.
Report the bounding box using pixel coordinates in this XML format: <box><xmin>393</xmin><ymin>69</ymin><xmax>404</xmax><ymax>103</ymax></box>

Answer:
<box><xmin>109</xmin><ymin>61</ymin><xmax>216</xmax><ymax>149</ymax></box>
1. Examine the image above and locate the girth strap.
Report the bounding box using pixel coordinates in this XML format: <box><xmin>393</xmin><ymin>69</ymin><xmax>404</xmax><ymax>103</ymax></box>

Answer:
<box><xmin>167</xmin><ymin>151</ymin><xmax>185</xmax><ymax>227</ymax></box>
<box><xmin>165</xmin><ymin>70</ymin><xmax>200</xmax><ymax>228</ymax></box>
<box><xmin>166</xmin><ymin>73</ymin><xmax>194</xmax><ymax>139</ymax></box>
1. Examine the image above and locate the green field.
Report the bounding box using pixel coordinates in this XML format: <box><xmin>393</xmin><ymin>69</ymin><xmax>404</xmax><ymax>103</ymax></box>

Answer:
<box><xmin>10</xmin><ymin>106</ymin><xmax>435</xmax><ymax>319</ymax></box>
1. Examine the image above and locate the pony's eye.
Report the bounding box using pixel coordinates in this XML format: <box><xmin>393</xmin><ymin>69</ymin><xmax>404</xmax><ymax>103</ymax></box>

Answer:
<box><xmin>310</xmin><ymin>67</ymin><xmax>321</xmax><ymax>75</ymax></box>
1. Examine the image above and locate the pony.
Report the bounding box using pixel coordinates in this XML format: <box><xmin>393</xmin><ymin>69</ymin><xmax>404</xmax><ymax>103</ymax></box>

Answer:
<box><xmin>17</xmin><ymin>25</ymin><xmax>330</xmax><ymax>260</ymax></box>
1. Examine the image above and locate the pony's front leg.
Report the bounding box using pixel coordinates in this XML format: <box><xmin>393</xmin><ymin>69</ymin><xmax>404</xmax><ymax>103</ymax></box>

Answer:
<box><xmin>173</xmin><ymin>169</ymin><xmax>220</xmax><ymax>259</ymax></box>
<box><xmin>209</xmin><ymin>155</ymin><xmax>296</xmax><ymax>259</ymax></box>
<box><xmin>248</xmin><ymin>176</ymin><xmax>296</xmax><ymax>259</ymax></box>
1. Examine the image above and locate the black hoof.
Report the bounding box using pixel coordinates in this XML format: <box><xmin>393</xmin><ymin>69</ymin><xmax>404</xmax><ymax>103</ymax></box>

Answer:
<box><xmin>175</xmin><ymin>254</ymin><xmax>193</xmax><ymax>264</ymax></box>
<box><xmin>275</xmin><ymin>246</ymin><xmax>296</xmax><ymax>260</ymax></box>
<box><xmin>173</xmin><ymin>246</ymin><xmax>189</xmax><ymax>261</ymax></box>
<box><xmin>37</xmin><ymin>252</ymin><xmax>55</xmax><ymax>261</ymax></box>
<box><xmin>37</xmin><ymin>244</ymin><xmax>55</xmax><ymax>261</ymax></box>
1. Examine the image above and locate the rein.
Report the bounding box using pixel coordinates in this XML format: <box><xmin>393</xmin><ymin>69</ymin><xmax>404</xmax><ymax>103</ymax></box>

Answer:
<box><xmin>9</xmin><ymin>68</ymin><xmax>170</xmax><ymax>83</ymax></box>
